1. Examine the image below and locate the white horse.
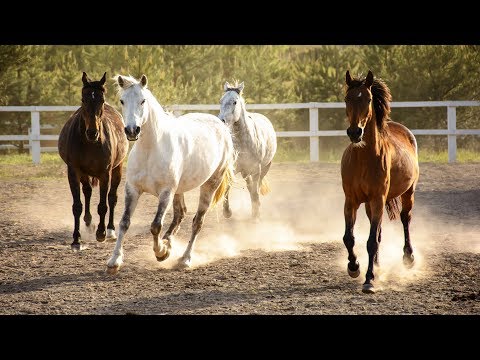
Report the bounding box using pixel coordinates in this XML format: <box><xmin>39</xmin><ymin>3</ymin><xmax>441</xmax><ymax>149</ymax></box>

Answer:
<box><xmin>218</xmin><ymin>81</ymin><xmax>277</xmax><ymax>220</ymax></box>
<box><xmin>107</xmin><ymin>74</ymin><xmax>235</xmax><ymax>273</ymax></box>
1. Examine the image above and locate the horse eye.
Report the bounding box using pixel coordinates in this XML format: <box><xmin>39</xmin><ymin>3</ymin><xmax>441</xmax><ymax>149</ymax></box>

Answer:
<box><xmin>233</xmin><ymin>101</ymin><xmax>237</xmax><ymax>105</ymax></box>
<box><xmin>141</xmin><ymin>99</ymin><xmax>146</xmax><ymax>105</ymax></box>
<box><xmin>120</xmin><ymin>100</ymin><xmax>124</xmax><ymax>105</ymax></box>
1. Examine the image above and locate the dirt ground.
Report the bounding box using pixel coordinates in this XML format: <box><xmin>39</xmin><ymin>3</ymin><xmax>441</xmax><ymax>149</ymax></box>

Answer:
<box><xmin>0</xmin><ymin>162</ymin><xmax>479</xmax><ymax>314</ymax></box>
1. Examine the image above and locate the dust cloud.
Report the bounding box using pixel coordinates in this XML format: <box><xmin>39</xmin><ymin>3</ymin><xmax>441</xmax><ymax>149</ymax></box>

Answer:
<box><xmin>17</xmin><ymin>163</ymin><xmax>480</xmax><ymax>292</ymax></box>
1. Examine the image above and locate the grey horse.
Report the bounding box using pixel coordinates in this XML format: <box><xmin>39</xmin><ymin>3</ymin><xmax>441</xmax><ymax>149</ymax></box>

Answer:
<box><xmin>218</xmin><ymin>81</ymin><xmax>277</xmax><ymax>221</ymax></box>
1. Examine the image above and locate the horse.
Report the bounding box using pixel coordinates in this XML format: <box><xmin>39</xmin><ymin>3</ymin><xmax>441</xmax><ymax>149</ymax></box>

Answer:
<box><xmin>218</xmin><ymin>81</ymin><xmax>277</xmax><ymax>221</ymax></box>
<box><xmin>341</xmin><ymin>70</ymin><xmax>419</xmax><ymax>294</ymax></box>
<box><xmin>58</xmin><ymin>72</ymin><xmax>129</xmax><ymax>251</ymax></box>
<box><xmin>106</xmin><ymin>74</ymin><xmax>235</xmax><ymax>273</ymax></box>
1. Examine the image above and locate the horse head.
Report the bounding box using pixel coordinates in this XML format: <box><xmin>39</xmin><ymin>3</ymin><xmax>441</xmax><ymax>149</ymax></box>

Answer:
<box><xmin>81</xmin><ymin>72</ymin><xmax>107</xmax><ymax>143</ymax></box>
<box><xmin>344</xmin><ymin>70</ymin><xmax>374</xmax><ymax>143</ymax></box>
<box><xmin>219</xmin><ymin>81</ymin><xmax>245</xmax><ymax>126</ymax></box>
<box><xmin>117</xmin><ymin>74</ymin><xmax>148</xmax><ymax>141</ymax></box>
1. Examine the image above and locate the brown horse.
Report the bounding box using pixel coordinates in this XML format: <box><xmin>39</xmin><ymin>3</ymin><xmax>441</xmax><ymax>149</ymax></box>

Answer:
<box><xmin>341</xmin><ymin>70</ymin><xmax>419</xmax><ymax>293</ymax></box>
<box><xmin>58</xmin><ymin>72</ymin><xmax>128</xmax><ymax>251</ymax></box>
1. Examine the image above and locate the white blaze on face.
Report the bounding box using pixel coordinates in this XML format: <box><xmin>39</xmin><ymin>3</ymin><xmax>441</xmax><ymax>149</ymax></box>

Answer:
<box><xmin>121</xmin><ymin>85</ymin><xmax>145</xmax><ymax>129</ymax></box>
<box><xmin>92</xmin><ymin>91</ymin><xmax>95</xmax><ymax>99</ymax></box>
<box><xmin>357</xmin><ymin>92</ymin><xmax>362</xmax><ymax>97</ymax></box>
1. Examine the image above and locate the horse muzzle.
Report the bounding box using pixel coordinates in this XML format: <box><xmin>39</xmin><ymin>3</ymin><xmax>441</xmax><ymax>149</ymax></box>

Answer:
<box><xmin>85</xmin><ymin>129</ymin><xmax>99</xmax><ymax>143</ymax></box>
<box><xmin>124</xmin><ymin>125</ymin><xmax>141</xmax><ymax>141</ymax></box>
<box><xmin>347</xmin><ymin>127</ymin><xmax>363</xmax><ymax>143</ymax></box>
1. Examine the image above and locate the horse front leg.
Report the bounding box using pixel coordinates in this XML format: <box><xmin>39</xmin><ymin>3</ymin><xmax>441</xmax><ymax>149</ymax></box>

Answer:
<box><xmin>401</xmin><ymin>185</ymin><xmax>415</xmax><ymax>268</ymax></box>
<box><xmin>106</xmin><ymin>165</ymin><xmax>122</xmax><ymax>242</ymax></box>
<box><xmin>343</xmin><ymin>197</ymin><xmax>360</xmax><ymax>278</ymax></box>
<box><xmin>107</xmin><ymin>182</ymin><xmax>141</xmax><ymax>274</ymax></box>
<box><xmin>67</xmin><ymin>166</ymin><xmax>82</xmax><ymax>251</ymax></box>
<box><xmin>96</xmin><ymin>172</ymin><xmax>111</xmax><ymax>242</ymax></box>
<box><xmin>363</xmin><ymin>197</ymin><xmax>384</xmax><ymax>294</ymax></box>
<box><xmin>151</xmin><ymin>189</ymin><xmax>174</xmax><ymax>262</ymax></box>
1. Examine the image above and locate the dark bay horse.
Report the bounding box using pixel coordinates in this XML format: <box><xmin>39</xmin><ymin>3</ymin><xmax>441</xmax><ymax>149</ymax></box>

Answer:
<box><xmin>341</xmin><ymin>70</ymin><xmax>419</xmax><ymax>293</ymax></box>
<box><xmin>58</xmin><ymin>72</ymin><xmax>128</xmax><ymax>251</ymax></box>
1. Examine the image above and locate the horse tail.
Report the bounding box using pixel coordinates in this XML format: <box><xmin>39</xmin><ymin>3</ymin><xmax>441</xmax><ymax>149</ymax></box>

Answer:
<box><xmin>89</xmin><ymin>177</ymin><xmax>99</xmax><ymax>187</ymax></box>
<box><xmin>212</xmin><ymin>157</ymin><xmax>235</xmax><ymax>206</ymax></box>
<box><xmin>259</xmin><ymin>176</ymin><xmax>271</xmax><ymax>195</ymax></box>
<box><xmin>385</xmin><ymin>197</ymin><xmax>401</xmax><ymax>221</ymax></box>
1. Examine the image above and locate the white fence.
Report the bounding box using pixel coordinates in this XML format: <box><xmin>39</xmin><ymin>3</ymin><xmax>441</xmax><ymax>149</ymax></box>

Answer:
<box><xmin>1</xmin><ymin>101</ymin><xmax>480</xmax><ymax>164</ymax></box>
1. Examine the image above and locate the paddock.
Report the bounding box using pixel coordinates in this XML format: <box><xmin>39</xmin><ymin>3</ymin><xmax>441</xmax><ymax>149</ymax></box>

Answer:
<box><xmin>0</xmin><ymin>162</ymin><xmax>478</xmax><ymax>314</ymax></box>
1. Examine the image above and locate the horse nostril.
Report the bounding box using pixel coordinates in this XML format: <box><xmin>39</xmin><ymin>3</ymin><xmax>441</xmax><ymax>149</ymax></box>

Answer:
<box><xmin>135</xmin><ymin>126</ymin><xmax>141</xmax><ymax>135</ymax></box>
<box><xmin>356</xmin><ymin>127</ymin><xmax>363</xmax><ymax>137</ymax></box>
<box><xmin>86</xmin><ymin>129</ymin><xmax>98</xmax><ymax>139</ymax></box>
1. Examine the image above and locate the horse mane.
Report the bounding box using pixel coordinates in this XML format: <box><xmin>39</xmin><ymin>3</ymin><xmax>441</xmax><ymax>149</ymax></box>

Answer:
<box><xmin>347</xmin><ymin>75</ymin><xmax>392</xmax><ymax>129</ymax></box>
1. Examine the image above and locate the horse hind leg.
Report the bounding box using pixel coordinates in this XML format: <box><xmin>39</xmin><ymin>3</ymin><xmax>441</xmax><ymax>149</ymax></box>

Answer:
<box><xmin>80</xmin><ymin>176</ymin><xmax>95</xmax><ymax>237</ymax></box>
<box><xmin>246</xmin><ymin>168</ymin><xmax>261</xmax><ymax>221</ymax></box>
<box><xmin>107</xmin><ymin>183</ymin><xmax>141</xmax><ymax>274</ymax></box>
<box><xmin>95</xmin><ymin>173</ymin><xmax>111</xmax><ymax>242</ymax></box>
<box><xmin>363</xmin><ymin>198</ymin><xmax>384</xmax><ymax>294</ymax></box>
<box><xmin>151</xmin><ymin>189</ymin><xmax>174</xmax><ymax>262</ymax></box>
<box><xmin>222</xmin><ymin>183</ymin><xmax>232</xmax><ymax>218</ymax></box>
<box><xmin>106</xmin><ymin>165</ymin><xmax>122</xmax><ymax>242</ymax></box>
<box><xmin>365</xmin><ymin>203</ymin><xmax>382</xmax><ymax>267</ymax></box>
<box><xmin>176</xmin><ymin>175</ymin><xmax>221</xmax><ymax>269</ymax></box>
<box><xmin>157</xmin><ymin>193</ymin><xmax>187</xmax><ymax>261</ymax></box>
<box><xmin>401</xmin><ymin>186</ymin><xmax>415</xmax><ymax>268</ymax></box>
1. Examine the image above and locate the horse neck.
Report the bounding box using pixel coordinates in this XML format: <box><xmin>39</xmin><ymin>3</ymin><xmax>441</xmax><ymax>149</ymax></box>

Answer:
<box><xmin>136</xmin><ymin>92</ymin><xmax>171</xmax><ymax>148</ymax></box>
<box><xmin>233</xmin><ymin>100</ymin><xmax>252</xmax><ymax>136</ymax></box>
<box><xmin>363</xmin><ymin>111</ymin><xmax>384</xmax><ymax>155</ymax></box>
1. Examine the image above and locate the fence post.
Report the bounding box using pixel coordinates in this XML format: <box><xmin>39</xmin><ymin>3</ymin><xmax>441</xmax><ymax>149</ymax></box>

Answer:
<box><xmin>31</xmin><ymin>111</ymin><xmax>41</xmax><ymax>164</ymax></box>
<box><xmin>447</xmin><ymin>106</ymin><xmax>456</xmax><ymax>163</ymax></box>
<box><xmin>309</xmin><ymin>106</ymin><xmax>319</xmax><ymax>161</ymax></box>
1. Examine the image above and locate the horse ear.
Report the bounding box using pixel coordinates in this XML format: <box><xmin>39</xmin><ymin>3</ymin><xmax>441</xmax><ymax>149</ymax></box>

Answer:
<box><xmin>140</xmin><ymin>74</ymin><xmax>148</xmax><ymax>88</ymax></box>
<box><xmin>346</xmin><ymin>70</ymin><xmax>352</xmax><ymax>86</ymax></box>
<box><xmin>82</xmin><ymin>72</ymin><xmax>91</xmax><ymax>86</ymax></box>
<box><xmin>238</xmin><ymin>82</ymin><xmax>244</xmax><ymax>93</ymax></box>
<box><xmin>365</xmin><ymin>70</ymin><xmax>374</xmax><ymax>88</ymax></box>
<box><xmin>224</xmin><ymin>81</ymin><xmax>231</xmax><ymax>92</ymax></box>
<box><xmin>118</xmin><ymin>76</ymin><xmax>124</xmax><ymax>88</ymax></box>
<box><xmin>99</xmin><ymin>72</ymin><xmax>107</xmax><ymax>85</ymax></box>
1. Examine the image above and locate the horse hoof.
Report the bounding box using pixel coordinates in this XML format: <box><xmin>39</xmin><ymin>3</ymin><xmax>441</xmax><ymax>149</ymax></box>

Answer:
<box><xmin>155</xmin><ymin>240</ymin><xmax>171</xmax><ymax>262</ymax></box>
<box><xmin>96</xmin><ymin>231</ymin><xmax>106</xmax><ymax>242</ymax></box>
<box><xmin>347</xmin><ymin>262</ymin><xmax>360</xmax><ymax>278</ymax></box>
<box><xmin>175</xmin><ymin>257</ymin><xmax>191</xmax><ymax>270</ymax></box>
<box><xmin>106</xmin><ymin>265</ymin><xmax>120</xmax><ymax>275</ymax></box>
<box><xmin>362</xmin><ymin>283</ymin><xmax>375</xmax><ymax>294</ymax></box>
<box><xmin>156</xmin><ymin>250</ymin><xmax>171</xmax><ymax>262</ymax></box>
<box><xmin>348</xmin><ymin>267</ymin><xmax>360</xmax><ymax>278</ymax></box>
<box><xmin>71</xmin><ymin>243</ymin><xmax>83</xmax><ymax>252</ymax></box>
<box><xmin>105</xmin><ymin>229</ymin><xmax>117</xmax><ymax>242</ymax></box>
<box><xmin>403</xmin><ymin>253</ymin><xmax>415</xmax><ymax>268</ymax></box>
<box><xmin>223</xmin><ymin>208</ymin><xmax>232</xmax><ymax>219</ymax></box>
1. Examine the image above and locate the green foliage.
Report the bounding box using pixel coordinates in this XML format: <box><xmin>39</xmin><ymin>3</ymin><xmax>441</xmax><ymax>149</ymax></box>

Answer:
<box><xmin>1</xmin><ymin>45</ymin><xmax>479</xmax><ymax>157</ymax></box>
